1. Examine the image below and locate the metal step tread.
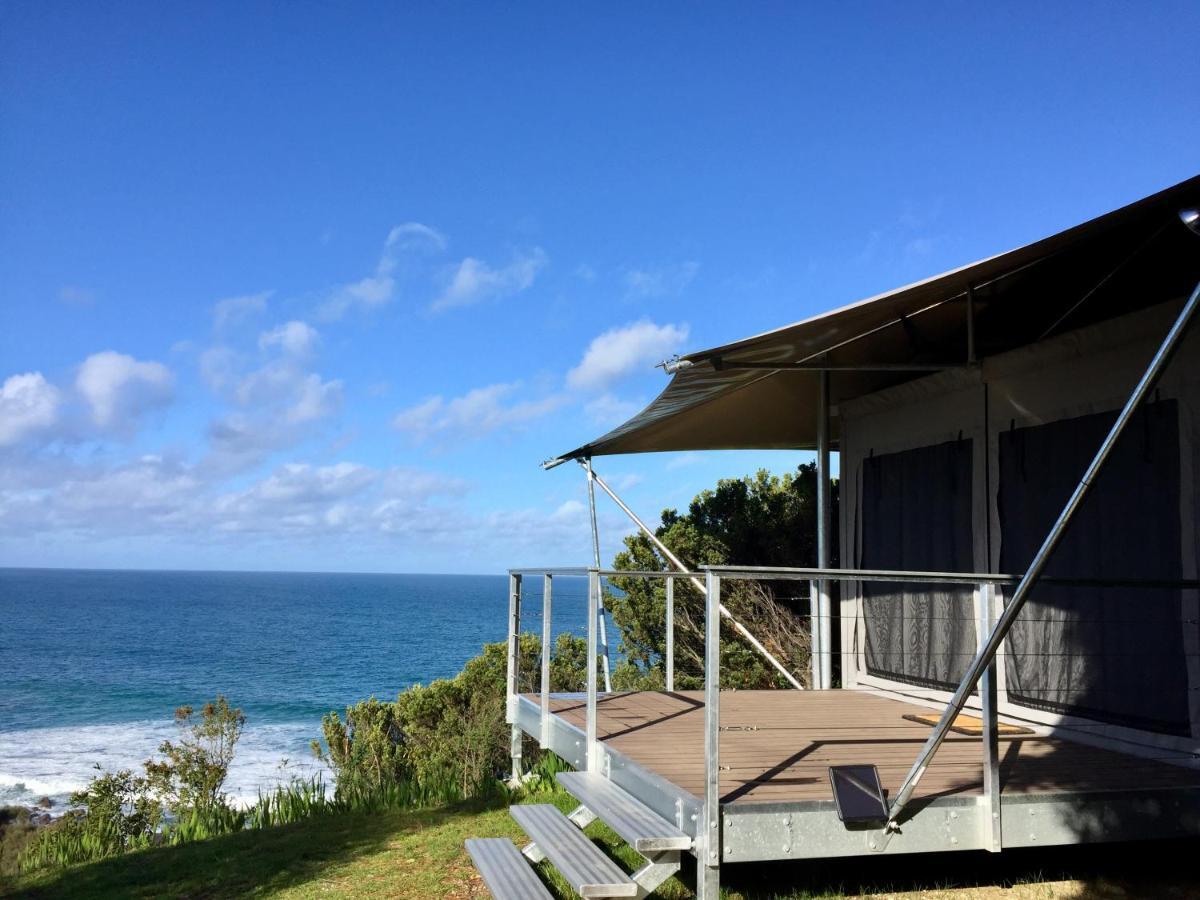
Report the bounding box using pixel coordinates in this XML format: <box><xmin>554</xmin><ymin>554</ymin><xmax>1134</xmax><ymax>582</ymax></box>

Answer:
<box><xmin>509</xmin><ymin>804</ymin><xmax>637</xmax><ymax>898</ymax></box>
<box><xmin>465</xmin><ymin>838</ymin><xmax>554</xmax><ymax>900</ymax></box>
<box><xmin>557</xmin><ymin>771</ymin><xmax>691</xmax><ymax>852</ymax></box>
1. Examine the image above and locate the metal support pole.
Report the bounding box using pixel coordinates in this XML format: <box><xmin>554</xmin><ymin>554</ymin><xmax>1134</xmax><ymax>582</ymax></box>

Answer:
<box><xmin>540</xmin><ymin>574</ymin><xmax>553</xmax><ymax>748</ymax></box>
<box><xmin>665</xmin><ymin>576</ymin><xmax>675</xmax><ymax>692</ymax></box>
<box><xmin>979</xmin><ymin>582</ymin><xmax>1001</xmax><ymax>852</ymax></box>
<box><xmin>507</xmin><ymin>573</ymin><xmax>522</xmax><ymax>783</ymax></box>
<box><xmin>817</xmin><ymin>368</ymin><xmax>833</xmax><ymax>690</ymax></box>
<box><xmin>886</xmin><ymin>273</ymin><xmax>1200</xmax><ymax>831</ymax></box>
<box><xmin>586</xmin><ymin>568</ymin><xmax>600</xmax><ymax>773</ymax></box>
<box><xmin>584</xmin><ymin>458</ymin><xmax>614</xmax><ymax>693</ymax></box>
<box><xmin>586</xmin><ymin>463</ymin><xmax>804</xmax><ymax>690</ymax></box>
<box><xmin>809</xmin><ymin>579</ymin><xmax>821</xmax><ymax>689</ymax></box>
<box><xmin>699</xmin><ymin>570</ymin><xmax>722</xmax><ymax>899</ymax></box>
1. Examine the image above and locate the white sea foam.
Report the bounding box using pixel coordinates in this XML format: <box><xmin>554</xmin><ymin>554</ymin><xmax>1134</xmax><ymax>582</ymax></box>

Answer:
<box><xmin>0</xmin><ymin>720</ymin><xmax>329</xmax><ymax>810</ymax></box>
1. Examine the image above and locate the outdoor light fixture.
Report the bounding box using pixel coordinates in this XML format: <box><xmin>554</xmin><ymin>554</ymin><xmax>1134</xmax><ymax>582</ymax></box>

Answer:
<box><xmin>659</xmin><ymin>355</ymin><xmax>695</xmax><ymax>374</ymax></box>
<box><xmin>1181</xmin><ymin>207</ymin><xmax>1200</xmax><ymax>235</ymax></box>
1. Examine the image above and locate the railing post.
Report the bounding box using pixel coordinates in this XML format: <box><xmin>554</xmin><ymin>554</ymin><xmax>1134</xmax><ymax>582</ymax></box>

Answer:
<box><xmin>817</xmin><ymin>367</ymin><xmax>833</xmax><ymax>691</ymax></box>
<box><xmin>665</xmin><ymin>576</ymin><xmax>675</xmax><ymax>692</ymax></box>
<box><xmin>507</xmin><ymin>573</ymin><xmax>523</xmax><ymax>783</ymax></box>
<box><xmin>809</xmin><ymin>579</ymin><xmax>822</xmax><ymax>689</ymax></box>
<box><xmin>979</xmin><ymin>582</ymin><xmax>1002</xmax><ymax>851</ymax></box>
<box><xmin>540</xmin><ymin>573</ymin><xmax>553</xmax><ymax>748</ymax></box>
<box><xmin>586</xmin><ymin>568</ymin><xmax>601</xmax><ymax>773</ymax></box>
<box><xmin>698</xmin><ymin>569</ymin><xmax>722</xmax><ymax>899</ymax></box>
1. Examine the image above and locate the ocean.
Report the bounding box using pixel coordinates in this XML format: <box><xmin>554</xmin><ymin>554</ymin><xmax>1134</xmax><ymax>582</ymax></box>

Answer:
<box><xmin>0</xmin><ymin>568</ymin><xmax>590</xmax><ymax>808</ymax></box>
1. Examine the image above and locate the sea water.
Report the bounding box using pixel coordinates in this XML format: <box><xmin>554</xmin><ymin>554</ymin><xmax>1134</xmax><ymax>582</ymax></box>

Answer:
<box><xmin>0</xmin><ymin>568</ymin><xmax>590</xmax><ymax>807</ymax></box>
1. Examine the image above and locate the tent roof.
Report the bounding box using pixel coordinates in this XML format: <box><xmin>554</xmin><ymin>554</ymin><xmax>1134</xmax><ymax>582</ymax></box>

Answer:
<box><xmin>551</xmin><ymin>174</ymin><xmax>1200</xmax><ymax>464</ymax></box>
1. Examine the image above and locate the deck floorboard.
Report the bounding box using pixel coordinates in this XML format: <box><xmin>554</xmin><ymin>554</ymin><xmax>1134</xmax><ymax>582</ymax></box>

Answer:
<box><xmin>524</xmin><ymin>690</ymin><xmax>1200</xmax><ymax>806</ymax></box>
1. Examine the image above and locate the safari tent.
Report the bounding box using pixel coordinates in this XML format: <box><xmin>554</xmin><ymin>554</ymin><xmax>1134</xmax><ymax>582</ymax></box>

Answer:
<box><xmin>467</xmin><ymin>175</ymin><xmax>1200</xmax><ymax>900</ymax></box>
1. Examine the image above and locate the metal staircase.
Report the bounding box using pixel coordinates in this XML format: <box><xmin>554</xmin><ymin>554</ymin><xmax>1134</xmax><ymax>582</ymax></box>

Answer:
<box><xmin>466</xmin><ymin>771</ymin><xmax>689</xmax><ymax>899</ymax></box>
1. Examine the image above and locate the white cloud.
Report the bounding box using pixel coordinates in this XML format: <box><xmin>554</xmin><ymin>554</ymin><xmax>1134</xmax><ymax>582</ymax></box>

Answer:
<box><xmin>201</xmin><ymin>334</ymin><xmax>343</xmax><ymax>471</ymax></box>
<box><xmin>259</xmin><ymin>320</ymin><xmax>320</xmax><ymax>358</ymax></box>
<box><xmin>393</xmin><ymin>382</ymin><xmax>565</xmax><ymax>443</ymax></box>
<box><xmin>386</xmin><ymin>222</ymin><xmax>448</xmax><ymax>253</ymax></box>
<box><xmin>567</xmin><ymin>320</ymin><xmax>689</xmax><ymax>391</ymax></box>
<box><xmin>431</xmin><ymin>248</ymin><xmax>547</xmax><ymax>313</ymax></box>
<box><xmin>584</xmin><ymin>393</ymin><xmax>644</xmax><ymax>427</ymax></box>
<box><xmin>199</xmin><ymin>346</ymin><xmax>239</xmax><ymax>393</ymax></box>
<box><xmin>285</xmin><ymin>373</ymin><xmax>343</xmax><ymax>424</ymax></box>
<box><xmin>320</xmin><ymin>223</ymin><xmax>446</xmax><ymax>321</ymax></box>
<box><xmin>612</xmin><ymin>472</ymin><xmax>645</xmax><ymax>491</ymax></box>
<box><xmin>0</xmin><ymin>373</ymin><xmax>62</xmax><ymax>447</ymax></box>
<box><xmin>0</xmin><ymin>451</ymin><xmax>471</xmax><ymax>546</ymax></box>
<box><xmin>0</xmin><ymin>454</ymin><xmax>199</xmax><ymax>537</ymax></box>
<box><xmin>58</xmin><ymin>286</ymin><xmax>96</xmax><ymax>307</ymax></box>
<box><xmin>213</xmin><ymin>291</ymin><xmax>271</xmax><ymax>330</ymax></box>
<box><xmin>623</xmin><ymin>262</ymin><xmax>699</xmax><ymax>299</ymax></box>
<box><xmin>0</xmin><ymin>443</ymin><xmax>619</xmax><ymax>568</ymax></box>
<box><xmin>211</xmin><ymin>361</ymin><xmax>343</xmax><ymax>458</ymax></box>
<box><xmin>75</xmin><ymin>352</ymin><xmax>173</xmax><ymax>432</ymax></box>
<box><xmin>666</xmin><ymin>451</ymin><xmax>703</xmax><ymax>470</ymax></box>
<box><xmin>218</xmin><ymin>462</ymin><xmax>377</xmax><ymax>512</ymax></box>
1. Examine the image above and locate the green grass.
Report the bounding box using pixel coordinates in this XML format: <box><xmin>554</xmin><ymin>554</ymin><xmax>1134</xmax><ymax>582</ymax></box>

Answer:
<box><xmin>6</xmin><ymin>785</ymin><xmax>1200</xmax><ymax>900</ymax></box>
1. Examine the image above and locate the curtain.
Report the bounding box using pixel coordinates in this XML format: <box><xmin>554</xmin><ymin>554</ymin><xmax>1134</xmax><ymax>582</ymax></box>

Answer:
<box><xmin>862</xmin><ymin>439</ymin><xmax>976</xmax><ymax>690</ymax></box>
<box><xmin>998</xmin><ymin>400</ymin><xmax>1188</xmax><ymax>735</ymax></box>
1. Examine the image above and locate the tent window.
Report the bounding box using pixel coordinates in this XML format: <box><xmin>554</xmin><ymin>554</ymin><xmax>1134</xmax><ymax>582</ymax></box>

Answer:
<box><xmin>998</xmin><ymin>401</ymin><xmax>1188</xmax><ymax>735</ymax></box>
<box><xmin>862</xmin><ymin>439</ymin><xmax>976</xmax><ymax>690</ymax></box>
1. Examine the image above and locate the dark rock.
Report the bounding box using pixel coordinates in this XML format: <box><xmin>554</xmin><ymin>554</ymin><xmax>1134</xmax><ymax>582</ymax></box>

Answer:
<box><xmin>0</xmin><ymin>806</ymin><xmax>31</xmax><ymax>826</ymax></box>
<box><xmin>35</xmin><ymin>796</ymin><xmax>53</xmax><ymax>809</ymax></box>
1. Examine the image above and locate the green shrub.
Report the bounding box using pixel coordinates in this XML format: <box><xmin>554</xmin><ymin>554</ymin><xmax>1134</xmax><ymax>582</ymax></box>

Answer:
<box><xmin>145</xmin><ymin>696</ymin><xmax>246</xmax><ymax>814</ymax></box>
<box><xmin>246</xmin><ymin>775</ymin><xmax>334</xmax><ymax>829</ymax></box>
<box><xmin>311</xmin><ymin>697</ymin><xmax>405</xmax><ymax>794</ymax></box>
<box><xmin>168</xmin><ymin>801</ymin><xmax>245</xmax><ymax>844</ymax></box>
<box><xmin>314</xmin><ymin>632</ymin><xmax>588</xmax><ymax>804</ymax></box>
<box><xmin>20</xmin><ymin>697</ymin><xmax>245</xmax><ymax>873</ymax></box>
<box><xmin>20</xmin><ymin>767</ymin><xmax>162</xmax><ymax>871</ymax></box>
<box><xmin>0</xmin><ymin>806</ymin><xmax>40</xmax><ymax>875</ymax></box>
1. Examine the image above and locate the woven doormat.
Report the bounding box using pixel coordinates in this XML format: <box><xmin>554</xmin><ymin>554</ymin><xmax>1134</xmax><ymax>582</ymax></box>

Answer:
<box><xmin>903</xmin><ymin>712</ymin><xmax>1034</xmax><ymax>736</ymax></box>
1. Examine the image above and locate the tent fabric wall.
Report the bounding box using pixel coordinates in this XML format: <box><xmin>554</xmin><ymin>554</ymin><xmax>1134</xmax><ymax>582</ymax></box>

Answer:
<box><xmin>839</xmin><ymin>297</ymin><xmax>1200</xmax><ymax>756</ymax></box>
<box><xmin>861</xmin><ymin>440</ymin><xmax>977</xmax><ymax>690</ymax></box>
<box><xmin>997</xmin><ymin>402</ymin><xmax>1188</xmax><ymax>735</ymax></box>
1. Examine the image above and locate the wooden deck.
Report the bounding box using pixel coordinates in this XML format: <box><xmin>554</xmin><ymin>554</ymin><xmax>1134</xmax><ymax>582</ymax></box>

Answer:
<box><xmin>528</xmin><ymin>690</ymin><xmax>1200</xmax><ymax>806</ymax></box>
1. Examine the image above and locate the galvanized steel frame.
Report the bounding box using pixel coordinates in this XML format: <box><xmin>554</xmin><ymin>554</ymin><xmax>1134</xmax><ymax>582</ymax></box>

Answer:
<box><xmin>513</xmin><ymin>694</ymin><xmax>1200</xmax><ymax>864</ymax></box>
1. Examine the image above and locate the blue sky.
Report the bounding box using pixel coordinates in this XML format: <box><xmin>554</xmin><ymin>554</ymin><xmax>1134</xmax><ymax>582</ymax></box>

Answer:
<box><xmin>1</xmin><ymin>3</ymin><xmax>1197</xmax><ymax>573</ymax></box>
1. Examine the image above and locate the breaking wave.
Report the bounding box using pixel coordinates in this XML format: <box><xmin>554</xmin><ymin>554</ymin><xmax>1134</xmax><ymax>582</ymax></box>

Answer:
<box><xmin>0</xmin><ymin>719</ymin><xmax>329</xmax><ymax>810</ymax></box>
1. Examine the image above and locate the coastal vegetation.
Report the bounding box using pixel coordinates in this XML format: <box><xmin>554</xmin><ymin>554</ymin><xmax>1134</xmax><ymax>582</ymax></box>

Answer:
<box><xmin>6</xmin><ymin>639</ymin><xmax>587</xmax><ymax>878</ymax></box>
<box><xmin>314</xmin><ymin>633</ymin><xmax>588</xmax><ymax>803</ymax></box>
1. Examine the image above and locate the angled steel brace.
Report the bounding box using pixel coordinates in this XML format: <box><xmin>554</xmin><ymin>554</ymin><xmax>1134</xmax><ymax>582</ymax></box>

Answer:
<box><xmin>584</xmin><ymin>461</ymin><xmax>804</xmax><ymax>690</ymax></box>
<box><xmin>583</xmin><ymin>457</ymin><xmax>614</xmax><ymax>692</ymax></box>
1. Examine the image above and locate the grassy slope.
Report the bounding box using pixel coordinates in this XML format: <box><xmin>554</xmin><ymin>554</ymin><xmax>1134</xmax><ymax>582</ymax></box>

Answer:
<box><xmin>4</xmin><ymin>788</ymin><xmax>1200</xmax><ymax>899</ymax></box>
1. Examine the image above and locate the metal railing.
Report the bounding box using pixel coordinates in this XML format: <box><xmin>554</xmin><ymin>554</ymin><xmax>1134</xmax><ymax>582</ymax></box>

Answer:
<box><xmin>504</xmin><ymin>560</ymin><xmax>1200</xmax><ymax>874</ymax></box>
<box><xmin>700</xmin><ymin>564</ymin><xmax>1007</xmax><ymax>865</ymax></box>
<box><xmin>504</xmin><ymin>562</ymin><xmax>1013</xmax><ymax>870</ymax></box>
<box><xmin>504</xmin><ymin>567</ymin><xmax>698</xmax><ymax>777</ymax></box>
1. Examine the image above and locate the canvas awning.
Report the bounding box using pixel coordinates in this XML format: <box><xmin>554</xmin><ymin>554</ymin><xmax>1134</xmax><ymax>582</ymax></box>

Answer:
<box><xmin>551</xmin><ymin>174</ymin><xmax>1200</xmax><ymax>463</ymax></box>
